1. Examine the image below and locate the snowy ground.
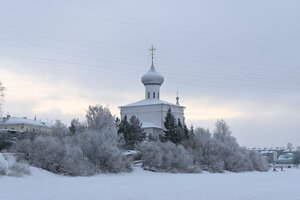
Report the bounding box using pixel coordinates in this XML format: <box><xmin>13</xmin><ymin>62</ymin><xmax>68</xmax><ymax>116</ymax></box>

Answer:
<box><xmin>1</xmin><ymin>167</ymin><xmax>300</xmax><ymax>200</ymax></box>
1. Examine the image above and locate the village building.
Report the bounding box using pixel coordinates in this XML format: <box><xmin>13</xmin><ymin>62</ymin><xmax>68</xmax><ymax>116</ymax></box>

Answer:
<box><xmin>0</xmin><ymin>115</ymin><xmax>52</xmax><ymax>133</ymax></box>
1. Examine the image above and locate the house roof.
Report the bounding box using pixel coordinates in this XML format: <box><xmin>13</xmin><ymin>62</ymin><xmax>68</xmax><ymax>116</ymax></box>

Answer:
<box><xmin>2</xmin><ymin>117</ymin><xmax>52</xmax><ymax>128</ymax></box>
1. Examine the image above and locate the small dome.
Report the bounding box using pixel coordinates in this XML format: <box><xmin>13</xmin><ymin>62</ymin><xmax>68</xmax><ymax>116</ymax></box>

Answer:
<box><xmin>141</xmin><ymin>63</ymin><xmax>164</xmax><ymax>85</ymax></box>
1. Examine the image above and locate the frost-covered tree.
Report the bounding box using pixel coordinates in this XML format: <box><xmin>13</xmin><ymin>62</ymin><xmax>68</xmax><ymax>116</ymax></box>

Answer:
<box><xmin>74</xmin><ymin>130</ymin><xmax>131</xmax><ymax>173</ymax></box>
<box><xmin>212</xmin><ymin>120</ymin><xmax>246</xmax><ymax>171</ymax></box>
<box><xmin>11</xmin><ymin>104</ymin><xmax>132</xmax><ymax>176</ymax></box>
<box><xmin>139</xmin><ymin>141</ymin><xmax>200</xmax><ymax>173</ymax></box>
<box><xmin>213</xmin><ymin>119</ymin><xmax>232</xmax><ymax>139</ymax></box>
<box><xmin>182</xmin><ymin>121</ymin><xmax>268</xmax><ymax>173</ymax></box>
<box><xmin>183</xmin><ymin>127</ymin><xmax>224</xmax><ymax>172</ymax></box>
<box><xmin>287</xmin><ymin>142</ymin><xmax>293</xmax><ymax>151</ymax></box>
<box><xmin>247</xmin><ymin>150</ymin><xmax>268</xmax><ymax>171</ymax></box>
<box><xmin>212</xmin><ymin>120</ymin><xmax>267</xmax><ymax>172</ymax></box>
<box><xmin>52</xmin><ymin>120</ymin><xmax>69</xmax><ymax>138</ymax></box>
<box><xmin>0</xmin><ymin>153</ymin><xmax>30</xmax><ymax>177</ymax></box>
<box><xmin>13</xmin><ymin>136</ymin><xmax>96</xmax><ymax>175</ymax></box>
<box><xmin>86</xmin><ymin>105</ymin><xmax>115</xmax><ymax>133</ymax></box>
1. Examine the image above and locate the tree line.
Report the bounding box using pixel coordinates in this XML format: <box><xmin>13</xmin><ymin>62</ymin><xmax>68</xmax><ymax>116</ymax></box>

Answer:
<box><xmin>1</xmin><ymin>104</ymin><xmax>269</xmax><ymax>176</ymax></box>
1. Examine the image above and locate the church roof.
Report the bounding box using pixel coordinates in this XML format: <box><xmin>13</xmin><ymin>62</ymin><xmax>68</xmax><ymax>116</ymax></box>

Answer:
<box><xmin>141</xmin><ymin>63</ymin><xmax>164</xmax><ymax>85</ymax></box>
<box><xmin>120</xmin><ymin>99</ymin><xmax>185</xmax><ymax>108</ymax></box>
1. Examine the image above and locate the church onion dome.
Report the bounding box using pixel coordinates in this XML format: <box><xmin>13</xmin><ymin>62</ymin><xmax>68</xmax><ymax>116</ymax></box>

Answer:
<box><xmin>141</xmin><ymin>63</ymin><xmax>164</xmax><ymax>85</ymax></box>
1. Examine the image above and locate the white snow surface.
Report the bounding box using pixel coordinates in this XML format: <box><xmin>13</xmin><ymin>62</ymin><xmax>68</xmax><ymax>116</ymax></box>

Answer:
<box><xmin>1</xmin><ymin>167</ymin><xmax>300</xmax><ymax>200</ymax></box>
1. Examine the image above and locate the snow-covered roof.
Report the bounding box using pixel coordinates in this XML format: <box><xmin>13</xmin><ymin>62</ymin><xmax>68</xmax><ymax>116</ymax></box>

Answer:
<box><xmin>141</xmin><ymin>122</ymin><xmax>163</xmax><ymax>129</ymax></box>
<box><xmin>2</xmin><ymin>117</ymin><xmax>52</xmax><ymax>127</ymax></box>
<box><xmin>120</xmin><ymin>99</ymin><xmax>185</xmax><ymax>108</ymax></box>
<box><xmin>278</xmin><ymin>153</ymin><xmax>295</xmax><ymax>160</ymax></box>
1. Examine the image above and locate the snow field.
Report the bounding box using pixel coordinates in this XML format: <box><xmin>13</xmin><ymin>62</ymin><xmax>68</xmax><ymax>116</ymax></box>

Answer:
<box><xmin>1</xmin><ymin>167</ymin><xmax>300</xmax><ymax>200</ymax></box>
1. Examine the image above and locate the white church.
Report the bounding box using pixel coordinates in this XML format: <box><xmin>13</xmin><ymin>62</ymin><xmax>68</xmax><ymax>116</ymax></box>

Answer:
<box><xmin>119</xmin><ymin>47</ymin><xmax>185</xmax><ymax>139</ymax></box>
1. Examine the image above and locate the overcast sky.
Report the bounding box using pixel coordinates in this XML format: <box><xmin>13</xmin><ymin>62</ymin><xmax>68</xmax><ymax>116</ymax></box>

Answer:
<box><xmin>0</xmin><ymin>0</ymin><xmax>300</xmax><ymax>148</ymax></box>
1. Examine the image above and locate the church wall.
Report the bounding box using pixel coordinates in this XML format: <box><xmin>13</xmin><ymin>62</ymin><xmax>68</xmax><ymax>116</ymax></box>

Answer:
<box><xmin>143</xmin><ymin>127</ymin><xmax>163</xmax><ymax>140</ymax></box>
<box><xmin>121</xmin><ymin>104</ymin><xmax>164</xmax><ymax>128</ymax></box>
<box><xmin>120</xmin><ymin>104</ymin><xmax>185</xmax><ymax>129</ymax></box>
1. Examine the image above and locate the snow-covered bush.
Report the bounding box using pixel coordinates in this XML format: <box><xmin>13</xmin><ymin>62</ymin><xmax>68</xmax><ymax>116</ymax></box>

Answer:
<box><xmin>75</xmin><ymin>130</ymin><xmax>131</xmax><ymax>173</ymax></box>
<box><xmin>11</xmin><ymin>105</ymin><xmax>132</xmax><ymax>176</ymax></box>
<box><xmin>139</xmin><ymin>141</ymin><xmax>200</xmax><ymax>173</ymax></box>
<box><xmin>212</xmin><ymin>120</ymin><xmax>268</xmax><ymax>172</ymax></box>
<box><xmin>184</xmin><ymin>121</ymin><xmax>268</xmax><ymax>173</ymax></box>
<box><xmin>184</xmin><ymin>128</ymin><xmax>225</xmax><ymax>172</ymax></box>
<box><xmin>0</xmin><ymin>153</ymin><xmax>30</xmax><ymax>177</ymax></box>
<box><xmin>14</xmin><ymin>136</ymin><xmax>97</xmax><ymax>176</ymax></box>
<box><xmin>13</xmin><ymin>132</ymin><xmax>131</xmax><ymax>176</ymax></box>
<box><xmin>248</xmin><ymin>150</ymin><xmax>268</xmax><ymax>171</ymax></box>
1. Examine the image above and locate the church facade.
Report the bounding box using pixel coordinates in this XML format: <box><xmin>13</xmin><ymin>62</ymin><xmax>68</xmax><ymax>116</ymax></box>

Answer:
<box><xmin>119</xmin><ymin>49</ymin><xmax>185</xmax><ymax>139</ymax></box>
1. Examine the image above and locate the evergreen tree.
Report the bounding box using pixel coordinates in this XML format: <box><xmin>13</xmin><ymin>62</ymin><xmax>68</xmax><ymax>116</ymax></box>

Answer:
<box><xmin>69</xmin><ymin>122</ymin><xmax>76</xmax><ymax>134</ymax></box>
<box><xmin>118</xmin><ymin>115</ymin><xmax>145</xmax><ymax>149</ymax></box>
<box><xmin>183</xmin><ymin>123</ymin><xmax>189</xmax><ymax>139</ymax></box>
<box><xmin>115</xmin><ymin>117</ymin><xmax>121</xmax><ymax>129</ymax></box>
<box><xmin>176</xmin><ymin>119</ymin><xmax>185</xmax><ymax>142</ymax></box>
<box><xmin>190</xmin><ymin>125</ymin><xmax>194</xmax><ymax>136</ymax></box>
<box><xmin>160</xmin><ymin>108</ymin><xmax>179</xmax><ymax>144</ymax></box>
<box><xmin>118</xmin><ymin>115</ymin><xmax>130</xmax><ymax>137</ymax></box>
<box><xmin>128</xmin><ymin>116</ymin><xmax>146</xmax><ymax>148</ymax></box>
<box><xmin>69</xmin><ymin>118</ymin><xmax>80</xmax><ymax>134</ymax></box>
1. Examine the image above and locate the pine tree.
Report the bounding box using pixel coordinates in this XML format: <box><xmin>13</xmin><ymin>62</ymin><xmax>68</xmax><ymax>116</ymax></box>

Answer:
<box><xmin>118</xmin><ymin>115</ymin><xmax>145</xmax><ymax>149</ymax></box>
<box><xmin>128</xmin><ymin>116</ymin><xmax>146</xmax><ymax>148</ymax></box>
<box><xmin>183</xmin><ymin>123</ymin><xmax>190</xmax><ymax>139</ymax></box>
<box><xmin>115</xmin><ymin>117</ymin><xmax>121</xmax><ymax>129</ymax></box>
<box><xmin>176</xmin><ymin>119</ymin><xmax>185</xmax><ymax>143</ymax></box>
<box><xmin>69</xmin><ymin>118</ymin><xmax>80</xmax><ymax>134</ymax></box>
<box><xmin>160</xmin><ymin>108</ymin><xmax>179</xmax><ymax>144</ymax></box>
<box><xmin>69</xmin><ymin>122</ymin><xmax>76</xmax><ymax>134</ymax></box>
<box><xmin>118</xmin><ymin>115</ymin><xmax>130</xmax><ymax>136</ymax></box>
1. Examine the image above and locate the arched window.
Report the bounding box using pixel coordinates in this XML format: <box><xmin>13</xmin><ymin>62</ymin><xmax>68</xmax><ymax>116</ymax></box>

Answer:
<box><xmin>148</xmin><ymin>92</ymin><xmax>150</xmax><ymax>98</ymax></box>
<box><xmin>153</xmin><ymin>92</ymin><xmax>155</xmax><ymax>98</ymax></box>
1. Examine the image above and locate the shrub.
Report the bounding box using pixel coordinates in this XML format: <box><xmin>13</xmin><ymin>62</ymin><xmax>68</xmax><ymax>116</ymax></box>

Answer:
<box><xmin>139</xmin><ymin>141</ymin><xmax>200</xmax><ymax>173</ymax></box>
<box><xmin>12</xmin><ymin>131</ymin><xmax>131</xmax><ymax>176</ymax></box>
<box><xmin>12</xmin><ymin>105</ymin><xmax>132</xmax><ymax>176</ymax></box>
<box><xmin>0</xmin><ymin>153</ymin><xmax>30</xmax><ymax>177</ymax></box>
